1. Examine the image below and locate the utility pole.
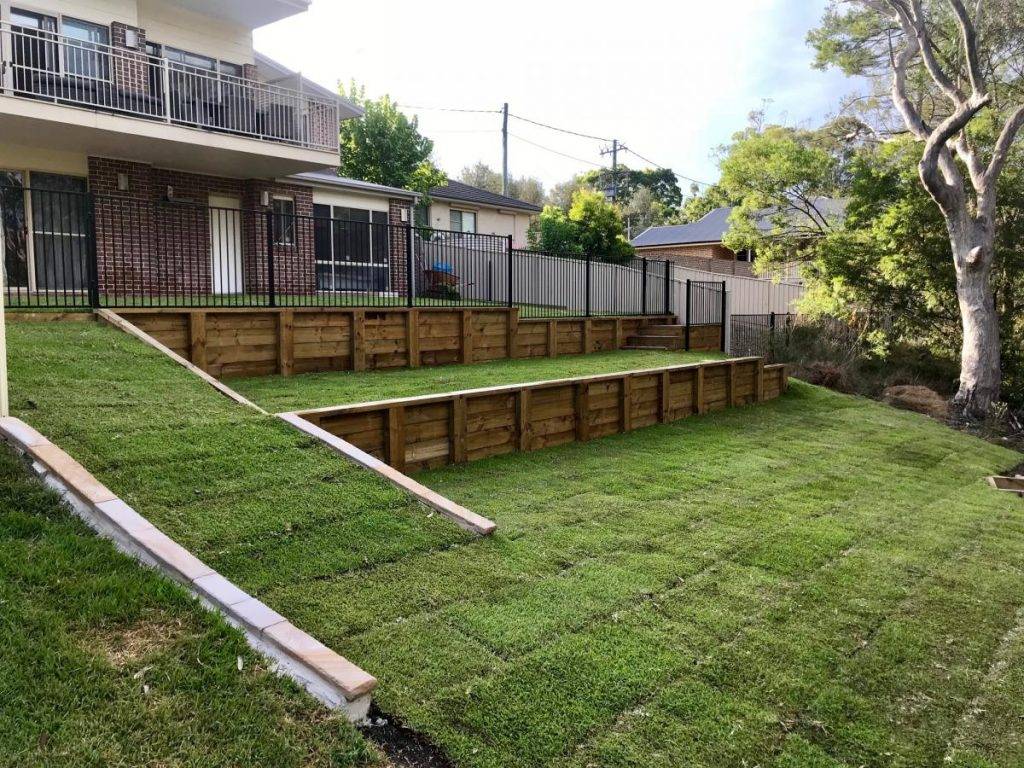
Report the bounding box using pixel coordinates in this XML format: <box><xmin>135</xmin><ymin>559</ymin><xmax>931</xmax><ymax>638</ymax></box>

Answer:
<box><xmin>501</xmin><ymin>102</ymin><xmax>509</xmax><ymax>196</ymax></box>
<box><xmin>600</xmin><ymin>139</ymin><xmax>626</xmax><ymax>202</ymax></box>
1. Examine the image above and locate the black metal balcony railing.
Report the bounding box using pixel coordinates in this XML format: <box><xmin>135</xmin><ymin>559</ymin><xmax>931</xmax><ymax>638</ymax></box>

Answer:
<box><xmin>0</xmin><ymin>23</ymin><xmax>339</xmax><ymax>152</ymax></box>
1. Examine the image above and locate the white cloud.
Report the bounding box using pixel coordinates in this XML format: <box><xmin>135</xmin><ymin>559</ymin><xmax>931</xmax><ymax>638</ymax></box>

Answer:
<box><xmin>255</xmin><ymin>0</ymin><xmax>857</xmax><ymax>192</ymax></box>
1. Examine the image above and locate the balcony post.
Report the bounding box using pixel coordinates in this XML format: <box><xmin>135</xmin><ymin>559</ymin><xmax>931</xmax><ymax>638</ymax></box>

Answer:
<box><xmin>161</xmin><ymin>58</ymin><xmax>172</xmax><ymax>123</ymax></box>
<box><xmin>1</xmin><ymin>18</ymin><xmax>14</xmax><ymax>94</ymax></box>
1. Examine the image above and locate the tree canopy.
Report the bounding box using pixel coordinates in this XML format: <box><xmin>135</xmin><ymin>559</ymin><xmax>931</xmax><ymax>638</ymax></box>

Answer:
<box><xmin>337</xmin><ymin>84</ymin><xmax>446</xmax><ymax>194</ymax></box>
<box><xmin>528</xmin><ymin>188</ymin><xmax>635</xmax><ymax>264</ymax></box>
<box><xmin>458</xmin><ymin>162</ymin><xmax>545</xmax><ymax>206</ymax></box>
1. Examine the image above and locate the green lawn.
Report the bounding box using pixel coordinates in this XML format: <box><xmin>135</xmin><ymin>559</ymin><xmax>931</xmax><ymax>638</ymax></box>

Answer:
<box><xmin>0</xmin><ymin>444</ymin><xmax>378</xmax><ymax>768</ymax></box>
<box><xmin>228</xmin><ymin>349</ymin><xmax>716</xmax><ymax>413</ymax></box>
<box><xmin>8</xmin><ymin>320</ymin><xmax>1024</xmax><ymax>768</ymax></box>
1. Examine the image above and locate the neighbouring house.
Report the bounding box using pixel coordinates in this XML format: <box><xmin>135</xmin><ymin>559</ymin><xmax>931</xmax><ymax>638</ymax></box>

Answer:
<box><xmin>0</xmin><ymin>0</ymin><xmax>367</xmax><ymax>301</ymax></box>
<box><xmin>422</xmin><ymin>179</ymin><xmax>541</xmax><ymax>249</ymax></box>
<box><xmin>631</xmin><ymin>207</ymin><xmax>760</xmax><ymax>277</ymax></box>
<box><xmin>631</xmin><ymin>200</ymin><xmax>845</xmax><ymax>280</ymax></box>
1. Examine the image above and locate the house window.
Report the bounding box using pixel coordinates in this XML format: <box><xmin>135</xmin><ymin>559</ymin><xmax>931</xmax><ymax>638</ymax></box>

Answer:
<box><xmin>61</xmin><ymin>17</ymin><xmax>110</xmax><ymax>80</ymax></box>
<box><xmin>272</xmin><ymin>198</ymin><xmax>295</xmax><ymax>246</ymax></box>
<box><xmin>449</xmin><ymin>209</ymin><xmax>476</xmax><ymax>234</ymax></box>
<box><xmin>736</xmin><ymin>248</ymin><xmax>756</xmax><ymax>263</ymax></box>
<box><xmin>313</xmin><ymin>204</ymin><xmax>390</xmax><ymax>292</ymax></box>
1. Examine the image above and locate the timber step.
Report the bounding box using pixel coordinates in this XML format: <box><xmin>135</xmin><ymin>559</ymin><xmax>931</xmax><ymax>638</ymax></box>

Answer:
<box><xmin>624</xmin><ymin>334</ymin><xmax>686</xmax><ymax>350</ymax></box>
<box><xmin>640</xmin><ymin>324</ymin><xmax>687</xmax><ymax>336</ymax></box>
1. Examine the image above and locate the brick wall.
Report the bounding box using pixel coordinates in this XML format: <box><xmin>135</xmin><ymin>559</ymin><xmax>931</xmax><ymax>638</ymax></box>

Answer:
<box><xmin>88</xmin><ymin>158</ymin><xmax>314</xmax><ymax>298</ymax></box>
<box><xmin>110</xmin><ymin>22</ymin><xmax>149</xmax><ymax>101</ymax></box>
<box><xmin>636</xmin><ymin>243</ymin><xmax>755</xmax><ymax>277</ymax></box>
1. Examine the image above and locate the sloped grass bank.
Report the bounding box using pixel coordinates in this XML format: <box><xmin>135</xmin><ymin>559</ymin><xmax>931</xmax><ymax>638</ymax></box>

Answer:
<box><xmin>0</xmin><ymin>444</ymin><xmax>378</xmax><ymax>768</ymax></box>
<box><xmin>9</xmin><ymin>320</ymin><xmax>1024</xmax><ymax>767</ymax></box>
<box><xmin>228</xmin><ymin>349</ymin><xmax>716</xmax><ymax>413</ymax></box>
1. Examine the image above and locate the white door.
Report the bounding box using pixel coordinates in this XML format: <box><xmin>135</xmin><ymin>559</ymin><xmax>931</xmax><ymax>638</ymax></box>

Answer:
<box><xmin>209</xmin><ymin>195</ymin><xmax>242</xmax><ymax>294</ymax></box>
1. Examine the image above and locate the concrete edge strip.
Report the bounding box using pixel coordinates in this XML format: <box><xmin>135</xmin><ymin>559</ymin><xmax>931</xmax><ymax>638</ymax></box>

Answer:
<box><xmin>988</xmin><ymin>476</ymin><xmax>1024</xmax><ymax>496</ymax></box>
<box><xmin>94</xmin><ymin>309</ymin><xmax>268</xmax><ymax>415</ymax></box>
<box><xmin>279</xmin><ymin>411</ymin><xmax>497</xmax><ymax>536</ymax></box>
<box><xmin>0</xmin><ymin>415</ymin><xmax>376</xmax><ymax>722</ymax></box>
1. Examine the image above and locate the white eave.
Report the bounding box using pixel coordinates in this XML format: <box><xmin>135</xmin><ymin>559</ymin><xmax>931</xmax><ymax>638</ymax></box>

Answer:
<box><xmin>165</xmin><ymin>0</ymin><xmax>310</xmax><ymax>28</ymax></box>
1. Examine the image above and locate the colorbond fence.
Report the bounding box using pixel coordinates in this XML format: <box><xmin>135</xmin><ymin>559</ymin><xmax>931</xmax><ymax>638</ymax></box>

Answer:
<box><xmin>113</xmin><ymin>307</ymin><xmax>712</xmax><ymax>378</ymax></box>
<box><xmin>291</xmin><ymin>358</ymin><xmax>789</xmax><ymax>473</ymax></box>
<box><xmin>670</xmin><ymin>264</ymin><xmax>804</xmax><ymax>316</ymax></box>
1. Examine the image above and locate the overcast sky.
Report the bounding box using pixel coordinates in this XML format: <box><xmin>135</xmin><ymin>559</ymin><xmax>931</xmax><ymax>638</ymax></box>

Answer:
<box><xmin>255</xmin><ymin>0</ymin><xmax>856</xmax><ymax>194</ymax></box>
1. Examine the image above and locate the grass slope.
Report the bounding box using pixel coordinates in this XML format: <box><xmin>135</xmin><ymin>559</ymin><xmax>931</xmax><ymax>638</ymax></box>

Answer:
<box><xmin>9</xmin><ymin>320</ymin><xmax>1024</xmax><ymax>767</ymax></box>
<box><xmin>228</xmin><ymin>349</ymin><xmax>717</xmax><ymax>413</ymax></box>
<box><xmin>0</xmin><ymin>444</ymin><xmax>378</xmax><ymax>768</ymax></box>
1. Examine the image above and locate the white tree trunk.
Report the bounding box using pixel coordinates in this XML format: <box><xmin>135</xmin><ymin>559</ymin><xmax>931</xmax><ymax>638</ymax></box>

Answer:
<box><xmin>951</xmin><ymin>223</ymin><xmax>1001</xmax><ymax>419</ymax></box>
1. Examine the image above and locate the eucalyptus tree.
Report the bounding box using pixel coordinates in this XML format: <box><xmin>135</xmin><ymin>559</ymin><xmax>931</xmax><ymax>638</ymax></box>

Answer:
<box><xmin>811</xmin><ymin>0</ymin><xmax>1024</xmax><ymax>418</ymax></box>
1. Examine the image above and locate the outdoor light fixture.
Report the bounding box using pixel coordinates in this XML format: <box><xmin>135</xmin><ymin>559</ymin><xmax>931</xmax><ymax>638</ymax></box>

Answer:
<box><xmin>117</xmin><ymin>173</ymin><xmax>130</xmax><ymax>192</ymax></box>
<box><xmin>261</xmin><ymin>191</ymin><xmax>271</xmax><ymax>207</ymax></box>
<box><xmin>124</xmin><ymin>29</ymin><xmax>138</xmax><ymax>48</ymax></box>
<box><xmin>400</xmin><ymin>208</ymin><xmax>409</xmax><ymax>222</ymax></box>
<box><xmin>166</xmin><ymin>186</ymin><xmax>175</xmax><ymax>200</ymax></box>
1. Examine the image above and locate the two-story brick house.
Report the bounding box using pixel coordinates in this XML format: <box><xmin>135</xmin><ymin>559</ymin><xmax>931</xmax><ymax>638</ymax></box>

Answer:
<box><xmin>0</xmin><ymin>0</ymin><xmax>430</xmax><ymax>303</ymax></box>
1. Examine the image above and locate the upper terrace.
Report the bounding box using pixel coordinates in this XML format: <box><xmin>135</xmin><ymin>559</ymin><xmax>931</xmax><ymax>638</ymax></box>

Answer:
<box><xmin>0</xmin><ymin>0</ymin><xmax>357</xmax><ymax>177</ymax></box>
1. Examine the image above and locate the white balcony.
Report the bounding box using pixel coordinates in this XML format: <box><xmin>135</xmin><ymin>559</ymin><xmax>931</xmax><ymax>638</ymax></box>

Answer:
<box><xmin>0</xmin><ymin>21</ymin><xmax>346</xmax><ymax>177</ymax></box>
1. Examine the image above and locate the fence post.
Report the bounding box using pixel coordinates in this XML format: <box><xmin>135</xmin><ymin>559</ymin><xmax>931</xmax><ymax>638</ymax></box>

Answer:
<box><xmin>85</xmin><ymin>193</ymin><xmax>100</xmax><ymax>308</ymax></box>
<box><xmin>641</xmin><ymin>258</ymin><xmax>648</xmax><ymax>315</ymax></box>
<box><xmin>663</xmin><ymin>260</ymin><xmax>671</xmax><ymax>316</ymax></box>
<box><xmin>265</xmin><ymin>210</ymin><xmax>276</xmax><ymax>307</ymax></box>
<box><xmin>769</xmin><ymin>311</ymin><xmax>777</xmax><ymax>360</ymax></box>
<box><xmin>684</xmin><ymin>279</ymin><xmax>692</xmax><ymax>351</ymax></box>
<box><xmin>507</xmin><ymin>235</ymin><xmax>514</xmax><ymax>308</ymax></box>
<box><xmin>406</xmin><ymin>223</ymin><xmax>414</xmax><ymax>308</ymax></box>
<box><xmin>585</xmin><ymin>253</ymin><xmax>591</xmax><ymax>317</ymax></box>
<box><xmin>719</xmin><ymin>280</ymin><xmax>727</xmax><ymax>352</ymax></box>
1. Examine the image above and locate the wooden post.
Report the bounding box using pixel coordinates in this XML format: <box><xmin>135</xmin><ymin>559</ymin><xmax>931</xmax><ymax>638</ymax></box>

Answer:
<box><xmin>694</xmin><ymin>366</ymin><xmax>706</xmax><ymax>415</ymax></box>
<box><xmin>727</xmin><ymin>361</ymin><xmax>737</xmax><ymax>406</ymax></box>
<box><xmin>461</xmin><ymin>309</ymin><xmax>474</xmax><ymax>364</ymax></box>
<box><xmin>575</xmin><ymin>382</ymin><xmax>591</xmax><ymax>442</ymax></box>
<box><xmin>451</xmin><ymin>396</ymin><xmax>468</xmax><ymax>463</ymax></box>
<box><xmin>387</xmin><ymin>406</ymin><xmax>406</xmax><ymax>472</ymax></box>
<box><xmin>407</xmin><ymin>309</ymin><xmax>420</xmax><ymax>368</ymax></box>
<box><xmin>507</xmin><ymin>307</ymin><xmax>519</xmax><ymax>360</ymax></box>
<box><xmin>660</xmin><ymin>371</ymin><xmax>671</xmax><ymax>423</ymax></box>
<box><xmin>517</xmin><ymin>389</ymin><xmax>532</xmax><ymax>452</ymax></box>
<box><xmin>547</xmin><ymin>319</ymin><xmax>558</xmax><ymax>358</ymax></box>
<box><xmin>189</xmin><ymin>311</ymin><xmax>207</xmax><ymax>371</ymax></box>
<box><xmin>277</xmin><ymin>309</ymin><xmax>294</xmax><ymax>376</ymax></box>
<box><xmin>620</xmin><ymin>375</ymin><xmax>633</xmax><ymax>432</ymax></box>
<box><xmin>614</xmin><ymin>318</ymin><xmax>623</xmax><ymax>349</ymax></box>
<box><xmin>755</xmin><ymin>358</ymin><xmax>765</xmax><ymax>402</ymax></box>
<box><xmin>583</xmin><ymin>318</ymin><xmax>593</xmax><ymax>354</ymax></box>
<box><xmin>352</xmin><ymin>310</ymin><xmax>366</xmax><ymax>371</ymax></box>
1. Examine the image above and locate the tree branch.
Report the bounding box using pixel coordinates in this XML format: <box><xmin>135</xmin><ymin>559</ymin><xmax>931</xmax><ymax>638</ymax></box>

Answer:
<box><xmin>920</xmin><ymin>94</ymin><xmax>991</xmax><ymax>213</ymax></box>
<box><xmin>985</xmin><ymin>105</ymin><xmax>1024</xmax><ymax>187</ymax></box>
<box><xmin>946</xmin><ymin>0</ymin><xmax>985</xmax><ymax>94</ymax></box>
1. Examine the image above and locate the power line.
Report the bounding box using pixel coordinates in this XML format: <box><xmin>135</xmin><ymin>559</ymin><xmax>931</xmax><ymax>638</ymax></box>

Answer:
<box><xmin>397</xmin><ymin>103</ymin><xmax>501</xmax><ymax>114</ymax></box>
<box><xmin>622</xmin><ymin>146</ymin><xmax>714</xmax><ymax>188</ymax></box>
<box><xmin>507</xmin><ymin>133</ymin><xmax>606</xmax><ymax>168</ymax></box>
<box><xmin>507</xmin><ymin>113</ymin><xmax>611</xmax><ymax>143</ymax></box>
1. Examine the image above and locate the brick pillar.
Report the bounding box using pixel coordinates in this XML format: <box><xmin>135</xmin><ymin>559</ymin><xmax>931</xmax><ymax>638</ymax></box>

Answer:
<box><xmin>110</xmin><ymin>23</ymin><xmax>151</xmax><ymax>110</ymax></box>
<box><xmin>388</xmin><ymin>199</ymin><xmax>411</xmax><ymax>297</ymax></box>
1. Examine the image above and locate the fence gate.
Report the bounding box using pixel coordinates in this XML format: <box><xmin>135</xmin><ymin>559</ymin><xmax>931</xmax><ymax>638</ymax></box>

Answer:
<box><xmin>683</xmin><ymin>279</ymin><xmax>727</xmax><ymax>352</ymax></box>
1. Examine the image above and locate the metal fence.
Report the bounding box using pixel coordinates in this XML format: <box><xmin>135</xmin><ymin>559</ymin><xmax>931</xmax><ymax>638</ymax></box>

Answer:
<box><xmin>729</xmin><ymin>313</ymin><xmax>796</xmax><ymax>361</ymax></box>
<box><xmin>1</xmin><ymin>186</ymin><xmax>676</xmax><ymax>318</ymax></box>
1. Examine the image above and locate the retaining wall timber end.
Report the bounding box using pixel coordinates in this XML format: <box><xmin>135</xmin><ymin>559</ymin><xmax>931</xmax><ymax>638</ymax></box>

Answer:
<box><xmin>0</xmin><ymin>416</ymin><xmax>376</xmax><ymax>722</ymax></box>
<box><xmin>295</xmin><ymin>359</ymin><xmax>788</xmax><ymax>473</ymax></box>
<box><xmin>111</xmin><ymin>307</ymin><xmax>709</xmax><ymax>378</ymax></box>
